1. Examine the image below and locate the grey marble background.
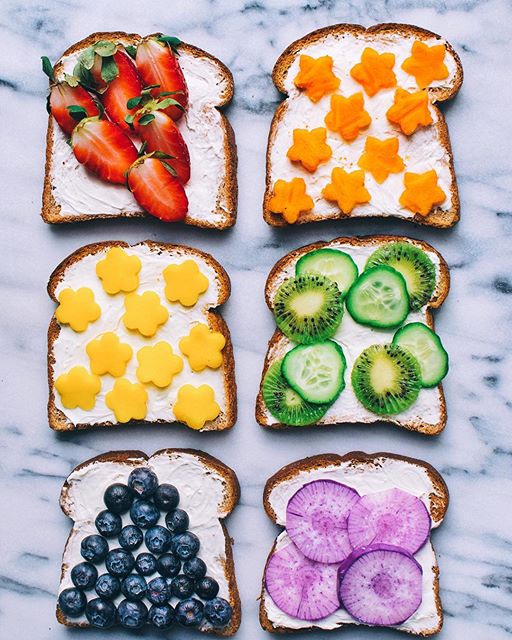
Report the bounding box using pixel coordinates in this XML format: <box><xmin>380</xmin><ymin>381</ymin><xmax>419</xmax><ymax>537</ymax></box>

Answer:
<box><xmin>1</xmin><ymin>0</ymin><xmax>511</xmax><ymax>637</ymax></box>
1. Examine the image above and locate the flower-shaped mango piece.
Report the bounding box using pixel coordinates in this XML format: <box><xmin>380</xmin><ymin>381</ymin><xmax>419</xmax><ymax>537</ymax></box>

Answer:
<box><xmin>55</xmin><ymin>287</ymin><xmax>101</xmax><ymax>333</ymax></box>
<box><xmin>173</xmin><ymin>384</ymin><xmax>220</xmax><ymax>430</ymax></box>
<box><xmin>293</xmin><ymin>54</ymin><xmax>340</xmax><ymax>103</ymax></box>
<box><xmin>386</xmin><ymin>88</ymin><xmax>433</xmax><ymax>135</ymax></box>
<box><xmin>350</xmin><ymin>47</ymin><xmax>397</xmax><ymax>97</ymax></box>
<box><xmin>324</xmin><ymin>93</ymin><xmax>371</xmax><ymax>142</ymax></box>
<box><xmin>322</xmin><ymin>168</ymin><xmax>371</xmax><ymax>215</ymax></box>
<box><xmin>86</xmin><ymin>332</ymin><xmax>133</xmax><ymax>377</ymax></box>
<box><xmin>123</xmin><ymin>291</ymin><xmax>169</xmax><ymax>337</ymax></box>
<box><xmin>268</xmin><ymin>178</ymin><xmax>314</xmax><ymax>224</ymax></box>
<box><xmin>399</xmin><ymin>170</ymin><xmax>446</xmax><ymax>216</ymax></box>
<box><xmin>402</xmin><ymin>41</ymin><xmax>449</xmax><ymax>89</ymax></box>
<box><xmin>287</xmin><ymin>128</ymin><xmax>332</xmax><ymax>173</ymax></box>
<box><xmin>136</xmin><ymin>342</ymin><xmax>184</xmax><ymax>388</ymax></box>
<box><xmin>358</xmin><ymin>136</ymin><xmax>404</xmax><ymax>184</ymax></box>
<box><xmin>55</xmin><ymin>366</ymin><xmax>101</xmax><ymax>410</ymax></box>
<box><xmin>163</xmin><ymin>261</ymin><xmax>209</xmax><ymax>308</ymax></box>
<box><xmin>105</xmin><ymin>378</ymin><xmax>148</xmax><ymax>423</ymax></box>
<box><xmin>96</xmin><ymin>247</ymin><xmax>141</xmax><ymax>295</ymax></box>
<box><xmin>179</xmin><ymin>324</ymin><xmax>226</xmax><ymax>372</ymax></box>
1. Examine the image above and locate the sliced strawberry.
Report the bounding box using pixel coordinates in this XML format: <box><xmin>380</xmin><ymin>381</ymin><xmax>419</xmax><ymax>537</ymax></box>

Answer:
<box><xmin>71</xmin><ymin>117</ymin><xmax>138</xmax><ymax>184</ymax></box>
<box><xmin>49</xmin><ymin>82</ymin><xmax>99</xmax><ymax>135</ymax></box>
<box><xmin>127</xmin><ymin>154</ymin><xmax>188</xmax><ymax>221</ymax></box>
<box><xmin>101</xmin><ymin>50</ymin><xmax>143</xmax><ymax>130</ymax></box>
<box><xmin>135</xmin><ymin>36</ymin><xmax>188</xmax><ymax>121</ymax></box>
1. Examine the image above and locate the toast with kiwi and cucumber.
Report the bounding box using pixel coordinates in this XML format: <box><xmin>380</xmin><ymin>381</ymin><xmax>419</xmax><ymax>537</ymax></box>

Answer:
<box><xmin>256</xmin><ymin>236</ymin><xmax>449</xmax><ymax>434</ymax></box>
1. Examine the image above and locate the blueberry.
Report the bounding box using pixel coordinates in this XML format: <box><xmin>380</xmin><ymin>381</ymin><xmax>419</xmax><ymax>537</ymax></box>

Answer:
<box><xmin>148</xmin><ymin>603</ymin><xmax>175</xmax><ymax>629</ymax></box>
<box><xmin>85</xmin><ymin>597</ymin><xmax>117</xmax><ymax>628</ymax></box>
<box><xmin>117</xmin><ymin>599</ymin><xmax>148</xmax><ymax>629</ymax></box>
<box><xmin>145</xmin><ymin>525</ymin><xmax>171</xmax><ymax>554</ymax></box>
<box><xmin>154</xmin><ymin>483</ymin><xmax>179</xmax><ymax>511</ymax></box>
<box><xmin>135</xmin><ymin>552</ymin><xmax>158</xmax><ymax>576</ymax></box>
<box><xmin>170</xmin><ymin>574</ymin><xmax>195</xmax><ymax>599</ymax></box>
<box><xmin>184</xmin><ymin>557</ymin><xmax>207</xmax><ymax>580</ymax></box>
<box><xmin>81</xmin><ymin>534</ymin><xmax>109</xmax><ymax>563</ymax></box>
<box><xmin>105</xmin><ymin>548</ymin><xmax>135</xmax><ymax>578</ymax></box>
<box><xmin>147</xmin><ymin>576</ymin><xmax>171</xmax><ymax>605</ymax></box>
<box><xmin>71</xmin><ymin>562</ymin><xmax>98</xmax><ymax>590</ymax></box>
<box><xmin>165</xmin><ymin>508</ymin><xmax>189</xmax><ymax>534</ymax></box>
<box><xmin>172</xmin><ymin>532</ymin><xmax>200</xmax><ymax>560</ymax></box>
<box><xmin>95</xmin><ymin>573</ymin><xmax>121</xmax><ymax>600</ymax></box>
<box><xmin>195</xmin><ymin>576</ymin><xmax>220</xmax><ymax>600</ymax></box>
<box><xmin>118</xmin><ymin>524</ymin><xmax>143</xmax><ymax>551</ymax></box>
<box><xmin>157</xmin><ymin>552</ymin><xmax>181</xmax><ymax>578</ymax></box>
<box><xmin>130</xmin><ymin>498</ymin><xmax>160</xmax><ymax>528</ymax></box>
<box><xmin>204</xmin><ymin>597</ymin><xmax>233</xmax><ymax>627</ymax></box>
<box><xmin>121</xmin><ymin>574</ymin><xmax>147</xmax><ymax>601</ymax></box>
<box><xmin>175</xmin><ymin>598</ymin><xmax>204</xmax><ymax>627</ymax></box>
<box><xmin>128</xmin><ymin>467</ymin><xmax>158</xmax><ymax>499</ymax></box>
<box><xmin>104</xmin><ymin>483</ymin><xmax>133</xmax><ymax>514</ymax></box>
<box><xmin>95</xmin><ymin>510</ymin><xmax>122</xmax><ymax>538</ymax></box>
<box><xmin>58</xmin><ymin>587</ymin><xmax>86</xmax><ymax>617</ymax></box>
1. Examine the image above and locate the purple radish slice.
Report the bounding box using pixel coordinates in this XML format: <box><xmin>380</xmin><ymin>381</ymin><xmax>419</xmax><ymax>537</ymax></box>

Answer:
<box><xmin>347</xmin><ymin>488</ymin><xmax>431</xmax><ymax>554</ymax></box>
<box><xmin>338</xmin><ymin>544</ymin><xmax>423</xmax><ymax>626</ymax></box>
<box><xmin>265</xmin><ymin>540</ymin><xmax>340</xmax><ymax>621</ymax></box>
<box><xmin>286</xmin><ymin>480</ymin><xmax>360</xmax><ymax>564</ymax></box>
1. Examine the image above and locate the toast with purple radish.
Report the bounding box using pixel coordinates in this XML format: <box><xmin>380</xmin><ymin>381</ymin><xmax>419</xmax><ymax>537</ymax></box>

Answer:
<box><xmin>260</xmin><ymin>452</ymin><xmax>449</xmax><ymax>635</ymax></box>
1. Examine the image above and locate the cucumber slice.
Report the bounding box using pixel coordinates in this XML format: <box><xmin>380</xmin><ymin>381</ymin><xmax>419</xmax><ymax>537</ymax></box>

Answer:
<box><xmin>392</xmin><ymin>322</ymin><xmax>448</xmax><ymax>387</ymax></box>
<box><xmin>346</xmin><ymin>266</ymin><xmax>410</xmax><ymax>328</ymax></box>
<box><xmin>282</xmin><ymin>341</ymin><xmax>346</xmax><ymax>404</ymax></box>
<box><xmin>296</xmin><ymin>249</ymin><xmax>359</xmax><ymax>297</ymax></box>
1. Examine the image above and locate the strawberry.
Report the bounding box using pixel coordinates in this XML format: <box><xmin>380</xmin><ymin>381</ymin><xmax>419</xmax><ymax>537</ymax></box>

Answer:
<box><xmin>127</xmin><ymin>154</ymin><xmax>188</xmax><ymax>221</ymax></box>
<box><xmin>101</xmin><ymin>51</ymin><xmax>143</xmax><ymax>130</ymax></box>
<box><xmin>71</xmin><ymin>117</ymin><xmax>138</xmax><ymax>184</ymax></box>
<box><xmin>135</xmin><ymin>36</ymin><xmax>188</xmax><ymax>121</ymax></box>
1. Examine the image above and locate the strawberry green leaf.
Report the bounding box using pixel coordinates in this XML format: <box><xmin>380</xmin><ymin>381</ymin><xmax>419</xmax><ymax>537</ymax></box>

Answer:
<box><xmin>127</xmin><ymin>95</ymin><xmax>143</xmax><ymax>109</ymax></box>
<box><xmin>124</xmin><ymin>44</ymin><xmax>137</xmax><ymax>59</ymax></box>
<box><xmin>153</xmin><ymin>151</ymin><xmax>174</xmax><ymax>160</ymax></box>
<box><xmin>157</xmin><ymin>35</ymin><xmax>182</xmax><ymax>54</ymax></box>
<box><xmin>67</xmin><ymin>104</ymin><xmax>88</xmax><ymax>122</ymax></box>
<box><xmin>138</xmin><ymin>113</ymin><xmax>155</xmax><ymax>126</ymax></box>
<box><xmin>41</xmin><ymin>56</ymin><xmax>55</xmax><ymax>81</ymax></box>
<box><xmin>79</xmin><ymin>47</ymin><xmax>96</xmax><ymax>70</ymax></box>
<box><xmin>138</xmin><ymin>141</ymin><xmax>148</xmax><ymax>156</ymax></box>
<box><xmin>101</xmin><ymin>56</ymin><xmax>119</xmax><ymax>83</ymax></box>
<box><xmin>161</xmin><ymin>160</ymin><xmax>178</xmax><ymax>177</ymax></box>
<box><xmin>124</xmin><ymin>113</ymin><xmax>136</xmax><ymax>129</ymax></box>
<box><xmin>159</xmin><ymin>90</ymin><xmax>183</xmax><ymax>97</ymax></box>
<box><xmin>157</xmin><ymin>97</ymin><xmax>184</xmax><ymax>111</ymax></box>
<box><xmin>63</xmin><ymin>73</ymin><xmax>80</xmax><ymax>87</ymax></box>
<box><xmin>94</xmin><ymin>40</ymin><xmax>117</xmax><ymax>57</ymax></box>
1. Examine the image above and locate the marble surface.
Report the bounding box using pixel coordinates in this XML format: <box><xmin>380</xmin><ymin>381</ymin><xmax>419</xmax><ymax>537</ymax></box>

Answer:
<box><xmin>1</xmin><ymin>0</ymin><xmax>511</xmax><ymax>637</ymax></box>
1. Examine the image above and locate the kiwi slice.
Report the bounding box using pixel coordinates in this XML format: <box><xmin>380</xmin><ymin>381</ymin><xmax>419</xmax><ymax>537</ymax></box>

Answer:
<box><xmin>273</xmin><ymin>274</ymin><xmax>343</xmax><ymax>344</ymax></box>
<box><xmin>351</xmin><ymin>344</ymin><xmax>421</xmax><ymax>415</ymax></box>
<box><xmin>365</xmin><ymin>242</ymin><xmax>436</xmax><ymax>310</ymax></box>
<box><xmin>262</xmin><ymin>360</ymin><xmax>330</xmax><ymax>426</ymax></box>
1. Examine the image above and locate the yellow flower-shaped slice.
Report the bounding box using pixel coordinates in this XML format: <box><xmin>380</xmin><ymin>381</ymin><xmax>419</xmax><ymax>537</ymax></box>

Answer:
<box><xmin>350</xmin><ymin>47</ymin><xmax>396</xmax><ymax>97</ymax></box>
<box><xmin>322</xmin><ymin>168</ymin><xmax>371</xmax><ymax>215</ymax></box>
<box><xmin>55</xmin><ymin>287</ymin><xmax>101</xmax><ymax>333</ymax></box>
<box><xmin>179</xmin><ymin>324</ymin><xmax>226</xmax><ymax>372</ymax></box>
<box><xmin>86</xmin><ymin>332</ymin><xmax>133</xmax><ymax>377</ymax></box>
<box><xmin>105</xmin><ymin>378</ymin><xmax>148</xmax><ymax>423</ymax></box>
<box><xmin>136</xmin><ymin>342</ymin><xmax>184</xmax><ymax>388</ymax></box>
<box><xmin>399</xmin><ymin>170</ymin><xmax>446</xmax><ymax>216</ymax></box>
<box><xmin>163</xmin><ymin>260</ymin><xmax>209</xmax><ymax>308</ymax></box>
<box><xmin>55</xmin><ymin>366</ymin><xmax>101</xmax><ymax>410</ymax></box>
<box><xmin>123</xmin><ymin>291</ymin><xmax>169</xmax><ymax>337</ymax></box>
<box><xmin>386</xmin><ymin>88</ymin><xmax>433</xmax><ymax>135</ymax></box>
<box><xmin>287</xmin><ymin>128</ymin><xmax>332</xmax><ymax>173</ymax></box>
<box><xmin>358</xmin><ymin>136</ymin><xmax>404</xmax><ymax>184</ymax></box>
<box><xmin>402</xmin><ymin>41</ymin><xmax>449</xmax><ymax>89</ymax></box>
<box><xmin>173</xmin><ymin>384</ymin><xmax>220</xmax><ymax>430</ymax></box>
<box><xmin>293</xmin><ymin>54</ymin><xmax>340</xmax><ymax>103</ymax></box>
<box><xmin>324</xmin><ymin>93</ymin><xmax>371</xmax><ymax>142</ymax></box>
<box><xmin>268</xmin><ymin>178</ymin><xmax>314</xmax><ymax>224</ymax></box>
<box><xmin>96</xmin><ymin>247</ymin><xmax>142</xmax><ymax>295</ymax></box>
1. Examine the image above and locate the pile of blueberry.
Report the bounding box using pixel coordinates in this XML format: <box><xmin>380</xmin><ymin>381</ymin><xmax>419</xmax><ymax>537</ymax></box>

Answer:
<box><xmin>58</xmin><ymin>467</ymin><xmax>233</xmax><ymax>630</ymax></box>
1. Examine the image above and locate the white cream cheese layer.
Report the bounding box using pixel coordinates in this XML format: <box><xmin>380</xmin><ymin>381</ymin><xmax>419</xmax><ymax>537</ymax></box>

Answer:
<box><xmin>270</xmin><ymin>32</ymin><xmax>457</xmax><ymax>220</ymax></box>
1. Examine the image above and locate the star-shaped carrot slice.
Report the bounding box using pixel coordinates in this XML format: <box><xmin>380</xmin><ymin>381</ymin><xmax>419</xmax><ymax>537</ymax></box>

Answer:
<box><xmin>293</xmin><ymin>54</ymin><xmax>340</xmax><ymax>103</ymax></box>
<box><xmin>386</xmin><ymin>88</ymin><xmax>433</xmax><ymax>135</ymax></box>
<box><xmin>402</xmin><ymin>40</ymin><xmax>449</xmax><ymax>89</ymax></box>
<box><xmin>350</xmin><ymin>47</ymin><xmax>396</xmax><ymax>97</ymax></box>
<box><xmin>324</xmin><ymin>93</ymin><xmax>371</xmax><ymax>142</ymax></box>
<box><xmin>322</xmin><ymin>168</ymin><xmax>371</xmax><ymax>215</ymax></box>
<box><xmin>358</xmin><ymin>136</ymin><xmax>404</xmax><ymax>183</ymax></box>
<box><xmin>268</xmin><ymin>178</ymin><xmax>314</xmax><ymax>224</ymax></box>
<box><xmin>399</xmin><ymin>170</ymin><xmax>446</xmax><ymax>216</ymax></box>
<box><xmin>287</xmin><ymin>127</ymin><xmax>332</xmax><ymax>173</ymax></box>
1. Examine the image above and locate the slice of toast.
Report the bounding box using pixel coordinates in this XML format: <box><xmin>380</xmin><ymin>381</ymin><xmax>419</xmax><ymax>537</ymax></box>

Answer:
<box><xmin>264</xmin><ymin>23</ymin><xmax>462</xmax><ymax>227</ymax></box>
<box><xmin>256</xmin><ymin>235</ymin><xmax>449</xmax><ymax>434</ymax></box>
<box><xmin>42</xmin><ymin>31</ymin><xmax>237</xmax><ymax>228</ymax></box>
<box><xmin>48</xmin><ymin>240</ymin><xmax>236</xmax><ymax>431</ymax></box>
<box><xmin>57</xmin><ymin>448</ymin><xmax>241</xmax><ymax>634</ymax></box>
<box><xmin>260</xmin><ymin>451</ymin><xmax>449</xmax><ymax>635</ymax></box>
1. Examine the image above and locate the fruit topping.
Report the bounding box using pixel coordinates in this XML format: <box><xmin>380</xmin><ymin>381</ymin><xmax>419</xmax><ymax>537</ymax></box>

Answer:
<box><xmin>136</xmin><ymin>342</ymin><xmax>184</xmax><ymax>387</ymax></box>
<box><xmin>357</xmin><ymin>136</ymin><xmax>404</xmax><ymax>184</ymax></box>
<box><xmin>286</xmin><ymin>127</ymin><xmax>332</xmax><ymax>173</ymax></box>
<box><xmin>123</xmin><ymin>291</ymin><xmax>169</xmax><ymax>337</ymax></box>
<box><xmin>350</xmin><ymin>47</ymin><xmax>397</xmax><ymax>97</ymax></box>
<box><xmin>105</xmin><ymin>378</ymin><xmax>148</xmax><ymax>423</ymax></box>
<box><xmin>95</xmin><ymin>573</ymin><xmax>121</xmax><ymax>600</ymax></box>
<box><xmin>81</xmin><ymin>534</ymin><xmax>109</xmax><ymax>563</ymax></box>
<box><xmin>95</xmin><ymin>247</ymin><xmax>141</xmax><ymax>295</ymax></box>
<box><xmin>101</xmin><ymin>50</ymin><xmax>143</xmax><ymax>130</ymax></box>
<box><xmin>104</xmin><ymin>483</ymin><xmax>133</xmax><ymax>514</ymax></box>
<box><xmin>58</xmin><ymin>587</ymin><xmax>87</xmax><ymax>617</ymax></box>
<box><xmin>322</xmin><ymin>167</ymin><xmax>371</xmax><ymax>214</ymax></box>
<box><xmin>117</xmin><ymin>599</ymin><xmax>148</xmax><ymax>629</ymax></box>
<box><xmin>324</xmin><ymin>93</ymin><xmax>371</xmax><ymax>142</ymax></box>
<box><xmin>399</xmin><ymin>170</ymin><xmax>446</xmax><ymax>217</ymax></box>
<box><xmin>402</xmin><ymin>41</ymin><xmax>449</xmax><ymax>89</ymax></box>
<box><xmin>268</xmin><ymin>178</ymin><xmax>314</xmax><ymax>224</ymax></box>
<box><xmin>295</xmin><ymin>248</ymin><xmax>358</xmax><ymax>297</ymax></box>
<box><xmin>386</xmin><ymin>88</ymin><xmax>433</xmax><ymax>135</ymax></box>
<box><xmin>149</xmin><ymin>603</ymin><xmax>175</xmax><ymax>628</ymax></box>
<box><xmin>172</xmin><ymin>384</ymin><xmax>220</xmax><ymax>430</ymax></box>
<box><xmin>55</xmin><ymin>287</ymin><xmax>101</xmax><ymax>333</ymax></box>
<box><xmin>119</xmin><ymin>525</ymin><xmax>143</xmax><ymax>551</ymax></box>
<box><xmin>121</xmin><ymin>574</ymin><xmax>147</xmax><ymax>601</ymax></box>
<box><xmin>95</xmin><ymin>510</ymin><xmax>122</xmax><ymax>538</ymax></box>
<box><xmin>153</xmin><ymin>484</ymin><xmax>180</xmax><ymax>511</ymax></box>
<box><xmin>179</xmin><ymin>324</ymin><xmax>225</xmax><ymax>372</ymax></box>
<box><xmin>175</xmin><ymin>598</ymin><xmax>204</xmax><ymax>627</ymax></box>
<box><xmin>54</xmin><ymin>366</ymin><xmax>101</xmax><ymax>411</ymax></box>
<box><xmin>163</xmin><ymin>260</ymin><xmax>209</xmax><ymax>307</ymax></box>
<box><xmin>204</xmin><ymin>597</ymin><xmax>233</xmax><ymax>626</ymax></box>
<box><xmin>71</xmin><ymin>562</ymin><xmax>98</xmax><ymax>590</ymax></box>
<box><xmin>293</xmin><ymin>54</ymin><xmax>340</xmax><ymax>103</ymax></box>
<box><xmin>393</xmin><ymin>322</ymin><xmax>449</xmax><ymax>387</ymax></box>
<box><xmin>86</xmin><ymin>332</ymin><xmax>133</xmax><ymax>377</ymax></box>
<box><xmin>85</xmin><ymin>597</ymin><xmax>117</xmax><ymax>628</ymax></box>
<box><xmin>135</xmin><ymin>552</ymin><xmax>158</xmax><ymax>576</ymax></box>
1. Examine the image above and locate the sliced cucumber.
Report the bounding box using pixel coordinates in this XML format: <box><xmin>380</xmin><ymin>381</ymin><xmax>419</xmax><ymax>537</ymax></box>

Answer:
<box><xmin>392</xmin><ymin>322</ymin><xmax>448</xmax><ymax>387</ymax></box>
<box><xmin>296</xmin><ymin>249</ymin><xmax>359</xmax><ymax>297</ymax></box>
<box><xmin>346</xmin><ymin>266</ymin><xmax>410</xmax><ymax>328</ymax></box>
<box><xmin>282</xmin><ymin>340</ymin><xmax>346</xmax><ymax>404</ymax></box>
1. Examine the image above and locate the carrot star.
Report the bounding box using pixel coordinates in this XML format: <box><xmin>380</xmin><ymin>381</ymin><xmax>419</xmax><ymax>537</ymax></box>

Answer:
<box><xmin>268</xmin><ymin>178</ymin><xmax>314</xmax><ymax>224</ymax></box>
<box><xmin>287</xmin><ymin>127</ymin><xmax>332</xmax><ymax>173</ymax></box>
<box><xmin>386</xmin><ymin>88</ymin><xmax>433</xmax><ymax>135</ymax></box>
<box><xmin>324</xmin><ymin>93</ymin><xmax>371</xmax><ymax>142</ymax></box>
<box><xmin>293</xmin><ymin>54</ymin><xmax>340</xmax><ymax>103</ymax></box>
<box><xmin>402</xmin><ymin>41</ymin><xmax>449</xmax><ymax>89</ymax></box>
<box><xmin>358</xmin><ymin>136</ymin><xmax>404</xmax><ymax>184</ymax></box>
<box><xmin>399</xmin><ymin>170</ymin><xmax>446</xmax><ymax>216</ymax></box>
<box><xmin>350</xmin><ymin>47</ymin><xmax>396</xmax><ymax>97</ymax></box>
<box><xmin>322</xmin><ymin>168</ymin><xmax>371</xmax><ymax>215</ymax></box>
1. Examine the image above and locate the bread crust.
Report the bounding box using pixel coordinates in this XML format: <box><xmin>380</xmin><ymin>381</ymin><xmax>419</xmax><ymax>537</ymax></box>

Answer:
<box><xmin>42</xmin><ymin>31</ymin><xmax>237</xmax><ymax>228</ymax></box>
<box><xmin>259</xmin><ymin>451</ymin><xmax>448</xmax><ymax>636</ymax></box>
<box><xmin>263</xmin><ymin>22</ymin><xmax>462</xmax><ymax>228</ymax></box>
<box><xmin>56</xmin><ymin>448</ymin><xmax>241</xmax><ymax>635</ymax></box>
<box><xmin>47</xmin><ymin>240</ymin><xmax>237</xmax><ymax>432</ymax></box>
<box><xmin>255</xmin><ymin>235</ymin><xmax>449</xmax><ymax>435</ymax></box>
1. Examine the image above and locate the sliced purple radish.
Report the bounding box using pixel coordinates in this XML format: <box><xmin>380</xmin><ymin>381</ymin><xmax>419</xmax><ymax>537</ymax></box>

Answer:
<box><xmin>286</xmin><ymin>480</ymin><xmax>360</xmax><ymax>564</ymax></box>
<box><xmin>265</xmin><ymin>540</ymin><xmax>340</xmax><ymax>621</ymax></box>
<box><xmin>338</xmin><ymin>544</ymin><xmax>423</xmax><ymax>626</ymax></box>
<box><xmin>347</xmin><ymin>488</ymin><xmax>431</xmax><ymax>554</ymax></box>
